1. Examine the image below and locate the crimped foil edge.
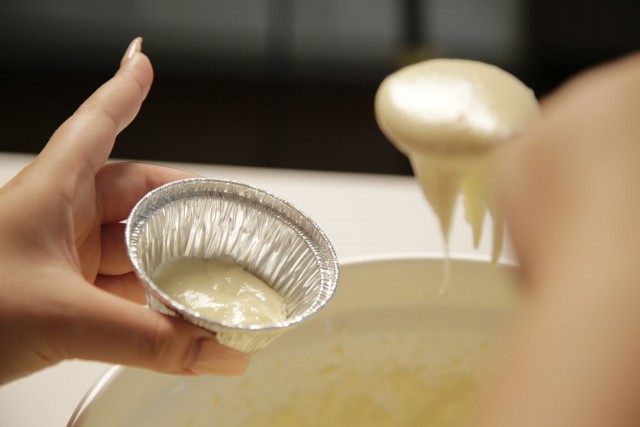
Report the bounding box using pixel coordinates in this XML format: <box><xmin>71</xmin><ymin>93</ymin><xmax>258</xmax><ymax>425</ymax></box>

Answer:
<box><xmin>126</xmin><ymin>178</ymin><xmax>339</xmax><ymax>353</ymax></box>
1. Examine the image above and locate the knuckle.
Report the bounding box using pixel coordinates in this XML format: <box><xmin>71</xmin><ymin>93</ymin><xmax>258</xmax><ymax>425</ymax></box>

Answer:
<box><xmin>76</xmin><ymin>97</ymin><xmax>120</xmax><ymax>134</ymax></box>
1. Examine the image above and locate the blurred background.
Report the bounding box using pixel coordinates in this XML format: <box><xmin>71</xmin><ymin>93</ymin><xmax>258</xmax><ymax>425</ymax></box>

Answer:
<box><xmin>0</xmin><ymin>0</ymin><xmax>638</xmax><ymax>175</ymax></box>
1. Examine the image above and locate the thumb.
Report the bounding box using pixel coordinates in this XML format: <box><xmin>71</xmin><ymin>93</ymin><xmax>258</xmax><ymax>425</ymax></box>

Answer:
<box><xmin>57</xmin><ymin>287</ymin><xmax>249</xmax><ymax>376</ymax></box>
<box><xmin>36</xmin><ymin>37</ymin><xmax>154</xmax><ymax>180</ymax></box>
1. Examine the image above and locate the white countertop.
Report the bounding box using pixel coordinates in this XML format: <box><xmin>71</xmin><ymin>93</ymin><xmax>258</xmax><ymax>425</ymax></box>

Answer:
<box><xmin>0</xmin><ymin>152</ymin><xmax>508</xmax><ymax>426</ymax></box>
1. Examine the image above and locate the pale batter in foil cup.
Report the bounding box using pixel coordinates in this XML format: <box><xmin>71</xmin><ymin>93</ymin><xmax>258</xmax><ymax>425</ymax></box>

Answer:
<box><xmin>125</xmin><ymin>178</ymin><xmax>339</xmax><ymax>354</ymax></box>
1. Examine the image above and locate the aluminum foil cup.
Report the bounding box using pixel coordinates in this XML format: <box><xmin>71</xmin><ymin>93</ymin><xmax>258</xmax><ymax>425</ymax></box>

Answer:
<box><xmin>125</xmin><ymin>178</ymin><xmax>339</xmax><ymax>354</ymax></box>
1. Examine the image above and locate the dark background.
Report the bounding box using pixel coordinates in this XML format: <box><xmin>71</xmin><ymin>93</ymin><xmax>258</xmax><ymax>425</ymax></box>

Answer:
<box><xmin>1</xmin><ymin>0</ymin><xmax>638</xmax><ymax>175</ymax></box>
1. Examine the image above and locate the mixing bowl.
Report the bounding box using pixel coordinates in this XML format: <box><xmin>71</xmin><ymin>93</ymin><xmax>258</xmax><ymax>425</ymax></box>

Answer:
<box><xmin>68</xmin><ymin>254</ymin><xmax>519</xmax><ymax>427</ymax></box>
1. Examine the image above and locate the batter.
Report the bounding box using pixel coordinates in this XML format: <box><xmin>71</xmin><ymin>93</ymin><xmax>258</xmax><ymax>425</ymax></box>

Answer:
<box><xmin>375</xmin><ymin>59</ymin><xmax>539</xmax><ymax>261</ymax></box>
<box><xmin>152</xmin><ymin>256</ymin><xmax>287</xmax><ymax>327</ymax></box>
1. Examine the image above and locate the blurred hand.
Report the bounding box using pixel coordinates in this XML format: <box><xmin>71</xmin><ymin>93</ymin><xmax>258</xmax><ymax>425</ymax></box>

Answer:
<box><xmin>471</xmin><ymin>53</ymin><xmax>640</xmax><ymax>427</ymax></box>
<box><xmin>0</xmin><ymin>38</ymin><xmax>248</xmax><ymax>385</ymax></box>
<box><xmin>500</xmin><ymin>53</ymin><xmax>640</xmax><ymax>292</ymax></box>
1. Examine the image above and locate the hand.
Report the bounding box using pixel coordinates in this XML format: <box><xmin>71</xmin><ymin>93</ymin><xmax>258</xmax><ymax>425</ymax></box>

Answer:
<box><xmin>470</xmin><ymin>53</ymin><xmax>640</xmax><ymax>427</ymax></box>
<box><xmin>500</xmin><ymin>53</ymin><xmax>640</xmax><ymax>291</ymax></box>
<box><xmin>0</xmin><ymin>38</ymin><xmax>248</xmax><ymax>385</ymax></box>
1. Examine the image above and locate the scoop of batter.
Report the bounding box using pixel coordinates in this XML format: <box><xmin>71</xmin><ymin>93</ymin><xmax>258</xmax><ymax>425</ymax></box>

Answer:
<box><xmin>375</xmin><ymin>59</ymin><xmax>539</xmax><ymax>260</ymax></box>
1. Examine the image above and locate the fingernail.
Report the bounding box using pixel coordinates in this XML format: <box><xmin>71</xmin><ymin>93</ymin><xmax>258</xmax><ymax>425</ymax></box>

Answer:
<box><xmin>187</xmin><ymin>339</ymin><xmax>250</xmax><ymax>376</ymax></box>
<box><xmin>121</xmin><ymin>37</ymin><xmax>143</xmax><ymax>65</ymax></box>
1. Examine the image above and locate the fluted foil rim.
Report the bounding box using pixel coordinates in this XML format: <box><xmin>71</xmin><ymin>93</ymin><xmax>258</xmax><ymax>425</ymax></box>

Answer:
<box><xmin>125</xmin><ymin>178</ymin><xmax>339</xmax><ymax>353</ymax></box>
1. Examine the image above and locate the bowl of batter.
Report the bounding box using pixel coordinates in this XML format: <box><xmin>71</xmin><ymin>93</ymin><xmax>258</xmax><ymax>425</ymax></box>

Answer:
<box><xmin>68</xmin><ymin>254</ymin><xmax>519</xmax><ymax>427</ymax></box>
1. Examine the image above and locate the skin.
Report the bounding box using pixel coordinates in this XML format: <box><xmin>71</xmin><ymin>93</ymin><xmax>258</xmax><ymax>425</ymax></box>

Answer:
<box><xmin>0</xmin><ymin>39</ymin><xmax>248</xmax><ymax>385</ymax></box>
<box><xmin>468</xmin><ymin>53</ymin><xmax>640</xmax><ymax>426</ymax></box>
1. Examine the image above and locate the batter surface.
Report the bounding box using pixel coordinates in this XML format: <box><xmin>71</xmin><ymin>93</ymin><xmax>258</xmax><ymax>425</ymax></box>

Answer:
<box><xmin>153</xmin><ymin>256</ymin><xmax>287</xmax><ymax>327</ymax></box>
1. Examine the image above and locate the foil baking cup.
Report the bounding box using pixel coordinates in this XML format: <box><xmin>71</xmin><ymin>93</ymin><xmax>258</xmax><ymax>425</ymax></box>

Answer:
<box><xmin>125</xmin><ymin>178</ymin><xmax>339</xmax><ymax>354</ymax></box>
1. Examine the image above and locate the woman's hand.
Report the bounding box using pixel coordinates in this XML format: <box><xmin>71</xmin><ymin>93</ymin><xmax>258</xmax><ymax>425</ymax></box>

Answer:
<box><xmin>0</xmin><ymin>38</ymin><xmax>248</xmax><ymax>385</ymax></box>
<box><xmin>470</xmin><ymin>53</ymin><xmax>640</xmax><ymax>427</ymax></box>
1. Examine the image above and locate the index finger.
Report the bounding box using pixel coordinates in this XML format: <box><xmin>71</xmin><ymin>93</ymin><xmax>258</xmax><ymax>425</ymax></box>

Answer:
<box><xmin>38</xmin><ymin>38</ymin><xmax>153</xmax><ymax>178</ymax></box>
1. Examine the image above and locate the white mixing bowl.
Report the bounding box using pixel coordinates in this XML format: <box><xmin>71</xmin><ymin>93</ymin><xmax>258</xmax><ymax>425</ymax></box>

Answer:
<box><xmin>68</xmin><ymin>254</ymin><xmax>519</xmax><ymax>427</ymax></box>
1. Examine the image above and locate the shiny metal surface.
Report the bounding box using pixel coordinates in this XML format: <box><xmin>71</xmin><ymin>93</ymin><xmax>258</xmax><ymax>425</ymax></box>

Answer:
<box><xmin>126</xmin><ymin>178</ymin><xmax>339</xmax><ymax>354</ymax></box>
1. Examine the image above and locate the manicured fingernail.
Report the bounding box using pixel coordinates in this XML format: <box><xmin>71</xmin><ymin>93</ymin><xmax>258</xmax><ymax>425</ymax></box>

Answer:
<box><xmin>187</xmin><ymin>339</ymin><xmax>250</xmax><ymax>376</ymax></box>
<box><xmin>121</xmin><ymin>37</ymin><xmax>143</xmax><ymax>65</ymax></box>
